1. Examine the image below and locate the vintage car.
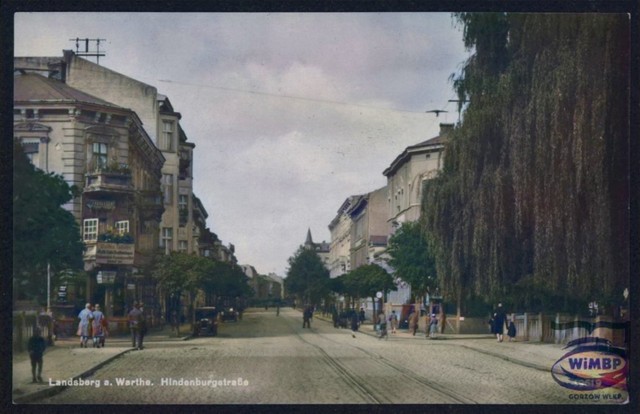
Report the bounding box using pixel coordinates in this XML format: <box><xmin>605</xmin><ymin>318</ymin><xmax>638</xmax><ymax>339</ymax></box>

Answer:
<box><xmin>219</xmin><ymin>307</ymin><xmax>238</xmax><ymax>322</ymax></box>
<box><xmin>192</xmin><ymin>307</ymin><xmax>218</xmax><ymax>336</ymax></box>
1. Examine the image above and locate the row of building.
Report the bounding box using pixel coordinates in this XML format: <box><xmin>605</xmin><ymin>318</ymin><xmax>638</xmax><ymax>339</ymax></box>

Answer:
<box><xmin>306</xmin><ymin>122</ymin><xmax>452</xmax><ymax>308</ymax></box>
<box><xmin>13</xmin><ymin>51</ymin><xmax>241</xmax><ymax>322</ymax></box>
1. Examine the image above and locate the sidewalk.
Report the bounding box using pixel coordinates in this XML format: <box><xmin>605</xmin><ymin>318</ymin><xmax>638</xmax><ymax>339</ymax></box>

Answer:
<box><xmin>313</xmin><ymin>312</ymin><xmax>567</xmax><ymax>372</ymax></box>
<box><xmin>12</xmin><ymin>324</ymin><xmax>191</xmax><ymax>404</ymax></box>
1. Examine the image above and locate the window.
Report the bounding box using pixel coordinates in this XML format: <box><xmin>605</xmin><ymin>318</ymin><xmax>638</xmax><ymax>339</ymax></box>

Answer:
<box><xmin>160</xmin><ymin>121</ymin><xmax>174</xmax><ymax>151</ymax></box>
<box><xmin>160</xmin><ymin>227</ymin><xmax>173</xmax><ymax>249</ymax></box>
<box><xmin>178</xmin><ymin>194</ymin><xmax>188</xmax><ymax>210</ymax></box>
<box><xmin>115</xmin><ymin>220</ymin><xmax>129</xmax><ymax>235</ymax></box>
<box><xmin>162</xmin><ymin>174</ymin><xmax>173</xmax><ymax>204</ymax></box>
<box><xmin>83</xmin><ymin>219</ymin><xmax>99</xmax><ymax>242</ymax></box>
<box><xmin>20</xmin><ymin>140</ymin><xmax>40</xmax><ymax>165</ymax></box>
<box><xmin>92</xmin><ymin>142</ymin><xmax>108</xmax><ymax>170</ymax></box>
<box><xmin>178</xmin><ymin>240</ymin><xmax>188</xmax><ymax>252</ymax></box>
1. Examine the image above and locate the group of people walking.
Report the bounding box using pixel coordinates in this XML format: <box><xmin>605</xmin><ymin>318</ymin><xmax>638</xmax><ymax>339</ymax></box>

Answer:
<box><xmin>489</xmin><ymin>303</ymin><xmax>516</xmax><ymax>342</ymax></box>
<box><xmin>77</xmin><ymin>303</ymin><xmax>108</xmax><ymax>348</ymax></box>
<box><xmin>77</xmin><ymin>301</ymin><xmax>149</xmax><ymax>350</ymax></box>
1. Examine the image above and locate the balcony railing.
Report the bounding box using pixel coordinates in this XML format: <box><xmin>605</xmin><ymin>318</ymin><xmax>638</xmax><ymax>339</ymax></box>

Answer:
<box><xmin>85</xmin><ymin>170</ymin><xmax>133</xmax><ymax>193</ymax></box>
<box><xmin>84</xmin><ymin>241</ymin><xmax>135</xmax><ymax>265</ymax></box>
<box><xmin>136</xmin><ymin>190</ymin><xmax>164</xmax><ymax>221</ymax></box>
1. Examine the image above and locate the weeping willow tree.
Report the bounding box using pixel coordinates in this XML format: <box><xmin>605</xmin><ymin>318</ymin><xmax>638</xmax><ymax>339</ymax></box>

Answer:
<box><xmin>423</xmin><ymin>13</ymin><xmax>629</xmax><ymax>314</ymax></box>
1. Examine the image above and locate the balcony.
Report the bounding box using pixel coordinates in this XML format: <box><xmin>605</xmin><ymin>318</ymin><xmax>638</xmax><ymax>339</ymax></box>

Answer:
<box><xmin>85</xmin><ymin>170</ymin><xmax>133</xmax><ymax>194</ymax></box>
<box><xmin>84</xmin><ymin>241</ymin><xmax>135</xmax><ymax>265</ymax></box>
<box><xmin>136</xmin><ymin>190</ymin><xmax>164</xmax><ymax>221</ymax></box>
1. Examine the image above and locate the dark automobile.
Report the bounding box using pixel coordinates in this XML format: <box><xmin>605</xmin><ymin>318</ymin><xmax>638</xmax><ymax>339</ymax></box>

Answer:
<box><xmin>220</xmin><ymin>307</ymin><xmax>238</xmax><ymax>322</ymax></box>
<box><xmin>193</xmin><ymin>307</ymin><xmax>218</xmax><ymax>336</ymax></box>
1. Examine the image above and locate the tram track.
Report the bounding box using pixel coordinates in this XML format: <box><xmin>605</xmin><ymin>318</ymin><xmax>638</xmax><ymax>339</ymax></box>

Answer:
<box><xmin>284</xmin><ymin>313</ymin><xmax>477</xmax><ymax>404</ymax></box>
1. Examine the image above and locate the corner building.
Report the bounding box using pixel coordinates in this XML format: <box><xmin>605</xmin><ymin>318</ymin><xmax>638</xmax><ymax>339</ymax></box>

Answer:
<box><xmin>13</xmin><ymin>68</ymin><xmax>165</xmax><ymax>318</ymax></box>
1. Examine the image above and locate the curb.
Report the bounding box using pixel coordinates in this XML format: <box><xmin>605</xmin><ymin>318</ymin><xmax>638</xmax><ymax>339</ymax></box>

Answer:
<box><xmin>13</xmin><ymin>348</ymin><xmax>134</xmax><ymax>404</ymax></box>
<box><xmin>314</xmin><ymin>313</ymin><xmax>554</xmax><ymax>371</ymax></box>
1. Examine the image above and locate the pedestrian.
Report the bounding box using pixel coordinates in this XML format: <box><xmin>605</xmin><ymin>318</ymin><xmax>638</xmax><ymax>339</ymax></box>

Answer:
<box><xmin>27</xmin><ymin>327</ymin><xmax>46</xmax><ymax>383</ymax></box>
<box><xmin>408</xmin><ymin>310</ymin><xmax>419</xmax><ymax>336</ymax></box>
<box><xmin>138</xmin><ymin>302</ymin><xmax>148</xmax><ymax>349</ymax></box>
<box><xmin>128</xmin><ymin>301</ymin><xmax>143</xmax><ymax>349</ymax></box>
<box><xmin>429</xmin><ymin>313</ymin><xmax>438</xmax><ymax>339</ymax></box>
<box><xmin>377</xmin><ymin>311</ymin><xmax>388</xmax><ymax>339</ymax></box>
<box><xmin>358</xmin><ymin>307</ymin><xmax>366</xmax><ymax>325</ymax></box>
<box><xmin>332</xmin><ymin>307</ymin><xmax>339</xmax><ymax>328</ymax></box>
<box><xmin>171</xmin><ymin>310</ymin><xmax>180</xmax><ymax>337</ymax></box>
<box><xmin>493</xmin><ymin>303</ymin><xmax>507</xmax><ymax>342</ymax></box>
<box><xmin>507</xmin><ymin>317</ymin><xmax>517</xmax><ymax>342</ymax></box>
<box><xmin>91</xmin><ymin>304</ymin><xmax>107</xmax><ymax>348</ymax></box>
<box><xmin>302</xmin><ymin>306</ymin><xmax>312</xmax><ymax>328</ymax></box>
<box><xmin>77</xmin><ymin>303</ymin><xmax>93</xmax><ymax>348</ymax></box>
<box><xmin>388</xmin><ymin>310</ymin><xmax>398</xmax><ymax>334</ymax></box>
<box><xmin>350</xmin><ymin>311</ymin><xmax>359</xmax><ymax>337</ymax></box>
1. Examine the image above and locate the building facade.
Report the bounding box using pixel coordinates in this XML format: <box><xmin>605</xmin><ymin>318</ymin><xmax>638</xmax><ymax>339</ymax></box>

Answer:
<box><xmin>13</xmin><ymin>70</ymin><xmax>165</xmax><ymax>317</ymax></box>
<box><xmin>381</xmin><ymin>123</ymin><xmax>451</xmax><ymax>305</ymax></box>
<box><xmin>347</xmin><ymin>186</ymin><xmax>390</xmax><ymax>270</ymax></box>
<box><xmin>328</xmin><ymin>196</ymin><xmax>358</xmax><ymax>278</ymax></box>
<box><xmin>383</xmin><ymin>123</ymin><xmax>451</xmax><ymax>230</ymax></box>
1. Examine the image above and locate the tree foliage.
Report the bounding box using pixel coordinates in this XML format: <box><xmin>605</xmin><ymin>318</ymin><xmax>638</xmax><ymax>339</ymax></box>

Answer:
<box><xmin>387</xmin><ymin>221</ymin><xmax>436</xmax><ymax>298</ymax></box>
<box><xmin>284</xmin><ymin>247</ymin><xmax>330</xmax><ymax>305</ymax></box>
<box><xmin>423</xmin><ymin>14</ymin><xmax>629</xmax><ymax>313</ymax></box>
<box><xmin>332</xmin><ymin>264</ymin><xmax>395</xmax><ymax>304</ymax></box>
<box><xmin>13</xmin><ymin>140</ymin><xmax>84</xmax><ymax>304</ymax></box>
<box><xmin>153</xmin><ymin>252</ymin><xmax>251</xmax><ymax>304</ymax></box>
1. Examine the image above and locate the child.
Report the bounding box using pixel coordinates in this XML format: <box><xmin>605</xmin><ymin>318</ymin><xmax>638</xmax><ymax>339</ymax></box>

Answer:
<box><xmin>27</xmin><ymin>327</ymin><xmax>46</xmax><ymax>383</ymax></box>
<box><xmin>429</xmin><ymin>314</ymin><xmax>438</xmax><ymax>339</ymax></box>
<box><xmin>507</xmin><ymin>319</ymin><xmax>517</xmax><ymax>342</ymax></box>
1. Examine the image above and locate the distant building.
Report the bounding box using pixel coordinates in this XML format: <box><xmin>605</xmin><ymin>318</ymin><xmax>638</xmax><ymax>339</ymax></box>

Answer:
<box><xmin>347</xmin><ymin>186</ymin><xmax>390</xmax><ymax>270</ymax></box>
<box><xmin>303</xmin><ymin>228</ymin><xmax>330</xmax><ymax>269</ymax></box>
<box><xmin>328</xmin><ymin>196</ymin><xmax>359</xmax><ymax>278</ymax></box>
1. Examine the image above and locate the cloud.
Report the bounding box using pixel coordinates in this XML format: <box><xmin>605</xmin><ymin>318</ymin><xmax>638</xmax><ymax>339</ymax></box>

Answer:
<box><xmin>14</xmin><ymin>12</ymin><xmax>469</xmax><ymax>275</ymax></box>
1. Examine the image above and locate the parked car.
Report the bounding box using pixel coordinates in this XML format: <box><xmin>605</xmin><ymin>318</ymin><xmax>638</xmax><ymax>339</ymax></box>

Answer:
<box><xmin>193</xmin><ymin>307</ymin><xmax>218</xmax><ymax>336</ymax></box>
<box><xmin>220</xmin><ymin>307</ymin><xmax>238</xmax><ymax>322</ymax></box>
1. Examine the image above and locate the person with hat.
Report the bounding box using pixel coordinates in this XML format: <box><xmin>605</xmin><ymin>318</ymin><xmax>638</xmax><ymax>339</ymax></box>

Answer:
<box><xmin>128</xmin><ymin>301</ymin><xmax>143</xmax><ymax>349</ymax></box>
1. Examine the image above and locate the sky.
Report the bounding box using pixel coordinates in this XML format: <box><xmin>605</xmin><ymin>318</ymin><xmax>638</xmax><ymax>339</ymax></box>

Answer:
<box><xmin>14</xmin><ymin>12</ymin><xmax>470</xmax><ymax>277</ymax></box>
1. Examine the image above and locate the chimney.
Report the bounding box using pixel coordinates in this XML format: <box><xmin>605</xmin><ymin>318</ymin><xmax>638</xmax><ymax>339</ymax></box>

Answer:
<box><xmin>439</xmin><ymin>123</ymin><xmax>454</xmax><ymax>137</ymax></box>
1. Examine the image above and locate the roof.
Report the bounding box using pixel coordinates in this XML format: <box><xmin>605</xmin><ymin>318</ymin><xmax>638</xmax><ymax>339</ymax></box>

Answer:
<box><xmin>382</xmin><ymin>123</ymin><xmax>452</xmax><ymax>177</ymax></box>
<box><xmin>14</xmin><ymin>72</ymin><xmax>121</xmax><ymax>108</ymax></box>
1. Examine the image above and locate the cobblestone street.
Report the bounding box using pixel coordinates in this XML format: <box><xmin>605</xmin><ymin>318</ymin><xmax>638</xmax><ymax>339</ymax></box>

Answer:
<box><xmin>31</xmin><ymin>308</ymin><xmax>626</xmax><ymax>405</ymax></box>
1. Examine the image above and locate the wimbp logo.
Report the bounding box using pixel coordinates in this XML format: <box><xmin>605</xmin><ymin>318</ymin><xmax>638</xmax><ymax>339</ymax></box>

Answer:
<box><xmin>551</xmin><ymin>338</ymin><xmax>627</xmax><ymax>392</ymax></box>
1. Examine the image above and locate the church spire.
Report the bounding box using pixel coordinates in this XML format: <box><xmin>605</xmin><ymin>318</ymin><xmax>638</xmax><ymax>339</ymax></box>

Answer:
<box><xmin>305</xmin><ymin>228</ymin><xmax>313</xmax><ymax>247</ymax></box>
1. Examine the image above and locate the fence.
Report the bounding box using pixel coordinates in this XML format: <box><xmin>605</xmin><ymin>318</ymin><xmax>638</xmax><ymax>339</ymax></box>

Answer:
<box><xmin>13</xmin><ymin>311</ymin><xmax>54</xmax><ymax>352</ymax></box>
<box><xmin>436</xmin><ymin>312</ymin><xmax>628</xmax><ymax>347</ymax></box>
<box><xmin>511</xmin><ymin>313</ymin><xmax>628</xmax><ymax>347</ymax></box>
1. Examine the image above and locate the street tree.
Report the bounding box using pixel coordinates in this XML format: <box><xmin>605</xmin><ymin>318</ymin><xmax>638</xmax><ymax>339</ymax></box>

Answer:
<box><xmin>284</xmin><ymin>246</ymin><xmax>330</xmax><ymax>306</ymax></box>
<box><xmin>355</xmin><ymin>264</ymin><xmax>395</xmax><ymax>322</ymax></box>
<box><xmin>423</xmin><ymin>14</ymin><xmax>629</xmax><ymax>313</ymax></box>
<box><xmin>13</xmin><ymin>140</ymin><xmax>84</xmax><ymax>304</ymax></box>
<box><xmin>152</xmin><ymin>252</ymin><xmax>210</xmax><ymax>314</ymax></box>
<box><xmin>387</xmin><ymin>221</ymin><xmax>436</xmax><ymax>302</ymax></box>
